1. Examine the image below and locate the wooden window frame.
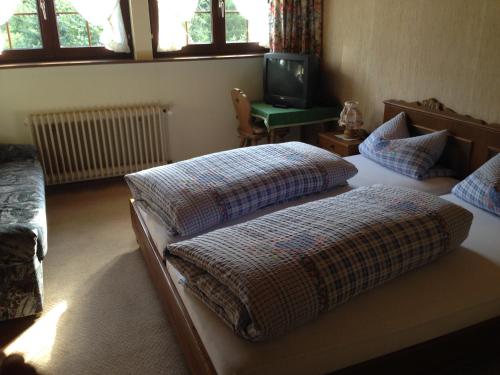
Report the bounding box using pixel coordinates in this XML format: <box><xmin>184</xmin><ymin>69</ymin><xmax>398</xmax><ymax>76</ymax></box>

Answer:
<box><xmin>149</xmin><ymin>0</ymin><xmax>268</xmax><ymax>58</ymax></box>
<box><xmin>0</xmin><ymin>0</ymin><xmax>133</xmax><ymax>64</ymax></box>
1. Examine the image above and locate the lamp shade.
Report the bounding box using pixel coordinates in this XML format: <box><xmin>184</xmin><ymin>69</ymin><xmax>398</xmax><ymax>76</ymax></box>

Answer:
<box><xmin>339</xmin><ymin>101</ymin><xmax>363</xmax><ymax>138</ymax></box>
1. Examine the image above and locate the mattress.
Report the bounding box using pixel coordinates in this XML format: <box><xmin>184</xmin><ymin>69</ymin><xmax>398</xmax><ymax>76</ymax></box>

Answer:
<box><xmin>137</xmin><ymin>155</ymin><xmax>458</xmax><ymax>256</ymax></box>
<box><xmin>164</xmin><ymin>195</ymin><xmax>500</xmax><ymax>375</ymax></box>
<box><xmin>345</xmin><ymin>154</ymin><xmax>458</xmax><ymax>195</ymax></box>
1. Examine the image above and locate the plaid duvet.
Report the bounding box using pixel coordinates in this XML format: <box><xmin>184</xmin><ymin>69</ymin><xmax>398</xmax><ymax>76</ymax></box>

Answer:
<box><xmin>126</xmin><ymin>142</ymin><xmax>357</xmax><ymax>236</ymax></box>
<box><xmin>168</xmin><ymin>185</ymin><xmax>472</xmax><ymax>341</ymax></box>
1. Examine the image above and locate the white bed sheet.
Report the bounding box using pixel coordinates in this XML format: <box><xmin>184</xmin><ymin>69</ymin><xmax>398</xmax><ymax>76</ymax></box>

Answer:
<box><xmin>345</xmin><ymin>154</ymin><xmax>459</xmax><ymax>195</ymax></box>
<box><xmin>163</xmin><ymin>195</ymin><xmax>500</xmax><ymax>375</ymax></box>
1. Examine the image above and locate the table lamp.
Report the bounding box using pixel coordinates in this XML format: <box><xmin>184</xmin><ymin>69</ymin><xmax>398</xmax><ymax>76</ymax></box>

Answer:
<box><xmin>338</xmin><ymin>101</ymin><xmax>363</xmax><ymax>139</ymax></box>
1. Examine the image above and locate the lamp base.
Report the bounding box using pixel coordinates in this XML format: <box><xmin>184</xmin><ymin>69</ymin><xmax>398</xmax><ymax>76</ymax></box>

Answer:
<box><xmin>343</xmin><ymin>128</ymin><xmax>359</xmax><ymax>139</ymax></box>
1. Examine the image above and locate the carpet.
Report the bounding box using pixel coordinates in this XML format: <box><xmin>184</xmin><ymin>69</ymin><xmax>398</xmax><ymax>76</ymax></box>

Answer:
<box><xmin>1</xmin><ymin>180</ymin><xmax>189</xmax><ymax>375</ymax></box>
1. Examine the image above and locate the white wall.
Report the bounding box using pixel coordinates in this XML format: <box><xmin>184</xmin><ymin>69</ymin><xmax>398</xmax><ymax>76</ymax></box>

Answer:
<box><xmin>0</xmin><ymin>57</ymin><xmax>263</xmax><ymax>161</ymax></box>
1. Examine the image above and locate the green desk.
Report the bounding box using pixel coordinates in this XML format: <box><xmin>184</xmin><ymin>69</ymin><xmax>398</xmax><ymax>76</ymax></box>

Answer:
<box><xmin>251</xmin><ymin>102</ymin><xmax>342</xmax><ymax>130</ymax></box>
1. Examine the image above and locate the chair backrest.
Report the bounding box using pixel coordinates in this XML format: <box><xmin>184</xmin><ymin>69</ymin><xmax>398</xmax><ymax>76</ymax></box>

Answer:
<box><xmin>231</xmin><ymin>88</ymin><xmax>253</xmax><ymax>134</ymax></box>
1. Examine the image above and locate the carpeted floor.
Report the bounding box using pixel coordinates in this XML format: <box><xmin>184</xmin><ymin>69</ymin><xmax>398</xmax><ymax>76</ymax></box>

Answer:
<box><xmin>1</xmin><ymin>180</ymin><xmax>189</xmax><ymax>375</ymax></box>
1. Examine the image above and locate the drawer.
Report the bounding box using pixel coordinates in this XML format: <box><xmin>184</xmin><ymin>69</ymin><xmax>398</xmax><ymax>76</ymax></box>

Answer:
<box><xmin>319</xmin><ymin>136</ymin><xmax>337</xmax><ymax>153</ymax></box>
<box><xmin>319</xmin><ymin>136</ymin><xmax>347</xmax><ymax>156</ymax></box>
<box><xmin>318</xmin><ymin>132</ymin><xmax>361</xmax><ymax>157</ymax></box>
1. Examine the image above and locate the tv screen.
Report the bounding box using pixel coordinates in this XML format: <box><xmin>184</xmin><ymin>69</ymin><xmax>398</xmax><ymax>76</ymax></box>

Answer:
<box><xmin>267</xmin><ymin>58</ymin><xmax>305</xmax><ymax>99</ymax></box>
<box><xmin>263</xmin><ymin>53</ymin><xmax>319</xmax><ymax>109</ymax></box>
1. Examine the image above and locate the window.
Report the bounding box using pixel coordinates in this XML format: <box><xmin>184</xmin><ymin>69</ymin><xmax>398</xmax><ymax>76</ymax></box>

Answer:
<box><xmin>150</xmin><ymin>0</ymin><xmax>269</xmax><ymax>58</ymax></box>
<box><xmin>0</xmin><ymin>0</ymin><xmax>132</xmax><ymax>64</ymax></box>
<box><xmin>54</xmin><ymin>0</ymin><xmax>105</xmax><ymax>48</ymax></box>
<box><xmin>1</xmin><ymin>0</ymin><xmax>43</xmax><ymax>51</ymax></box>
<box><xmin>224</xmin><ymin>1</ymin><xmax>250</xmax><ymax>43</ymax></box>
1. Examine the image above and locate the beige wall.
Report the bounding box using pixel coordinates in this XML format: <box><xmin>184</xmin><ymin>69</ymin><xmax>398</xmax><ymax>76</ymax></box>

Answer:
<box><xmin>323</xmin><ymin>0</ymin><xmax>500</xmax><ymax>130</ymax></box>
<box><xmin>0</xmin><ymin>58</ymin><xmax>263</xmax><ymax>161</ymax></box>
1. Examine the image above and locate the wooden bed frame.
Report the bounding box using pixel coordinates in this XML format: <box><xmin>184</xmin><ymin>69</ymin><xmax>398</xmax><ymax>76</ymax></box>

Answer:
<box><xmin>129</xmin><ymin>99</ymin><xmax>500</xmax><ymax>375</ymax></box>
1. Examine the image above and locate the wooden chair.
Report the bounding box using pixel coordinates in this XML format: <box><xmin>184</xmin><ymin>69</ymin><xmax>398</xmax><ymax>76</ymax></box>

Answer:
<box><xmin>231</xmin><ymin>88</ymin><xmax>268</xmax><ymax>147</ymax></box>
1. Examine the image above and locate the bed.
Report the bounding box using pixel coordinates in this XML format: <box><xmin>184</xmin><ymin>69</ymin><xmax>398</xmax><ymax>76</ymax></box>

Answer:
<box><xmin>129</xmin><ymin>99</ymin><xmax>500</xmax><ymax>375</ymax></box>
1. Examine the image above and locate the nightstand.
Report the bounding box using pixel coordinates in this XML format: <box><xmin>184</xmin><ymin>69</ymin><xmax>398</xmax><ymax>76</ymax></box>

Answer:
<box><xmin>318</xmin><ymin>131</ymin><xmax>363</xmax><ymax>157</ymax></box>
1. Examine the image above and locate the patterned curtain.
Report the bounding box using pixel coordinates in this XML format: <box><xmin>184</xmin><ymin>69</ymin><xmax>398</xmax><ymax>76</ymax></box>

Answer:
<box><xmin>270</xmin><ymin>0</ymin><xmax>322</xmax><ymax>56</ymax></box>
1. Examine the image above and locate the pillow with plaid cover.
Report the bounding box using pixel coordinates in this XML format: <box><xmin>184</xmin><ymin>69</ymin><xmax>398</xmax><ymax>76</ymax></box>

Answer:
<box><xmin>359</xmin><ymin>112</ymin><xmax>453</xmax><ymax>180</ymax></box>
<box><xmin>452</xmin><ymin>154</ymin><xmax>500</xmax><ymax>216</ymax></box>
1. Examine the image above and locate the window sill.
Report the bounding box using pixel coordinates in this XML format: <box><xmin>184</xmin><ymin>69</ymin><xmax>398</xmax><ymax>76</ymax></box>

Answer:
<box><xmin>157</xmin><ymin>53</ymin><xmax>266</xmax><ymax>62</ymax></box>
<box><xmin>0</xmin><ymin>53</ymin><xmax>265</xmax><ymax>70</ymax></box>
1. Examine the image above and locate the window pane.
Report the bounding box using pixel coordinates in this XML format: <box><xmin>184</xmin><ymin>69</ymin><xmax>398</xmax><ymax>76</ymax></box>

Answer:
<box><xmin>1</xmin><ymin>0</ymin><xmax>42</xmax><ymax>50</ymax></box>
<box><xmin>197</xmin><ymin>0</ymin><xmax>211</xmax><ymax>12</ymax></box>
<box><xmin>225</xmin><ymin>13</ymin><xmax>248</xmax><ymax>43</ymax></box>
<box><xmin>57</xmin><ymin>14</ymin><xmax>90</xmax><ymax>48</ymax></box>
<box><xmin>224</xmin><ymin>0</ymin><xmax>270</xmax><ymax>46</ymax></box>
<box><xmin>188</xmin><ymin>12</ymin><xmax>212</xmax><ymax>44</ymax></box>
<box><xmin>3</xmin><ymin>15</ymin><xmax>43</xmax><ymax>50</ymax></box>
<box><xmin>55</xmin><ymin>0</ymin><xmax>104</xmax><ymax>48</ymax></box>
<box><xmin>16</xmin><ymin>0</ymin><xmax>38</xmax><ymax>13</ymax></box>
<box><xmin>225</xmin><ymin>0</ymin><xmax>237</xmax><ymax>11</ymax></box>
<box><xmin>55</xmin><ymin>0</ymin><xmax>75</xmax><ymax>12</ymax></box>
<box><xmin>89</xmin><ymin>25</ymin><xmax>104</xmax><ymax>47</ymax></box>
<box><xmin>0</xmin><ymin>25</ymin><xmax>8</xmax><ymax>48</ymax></box>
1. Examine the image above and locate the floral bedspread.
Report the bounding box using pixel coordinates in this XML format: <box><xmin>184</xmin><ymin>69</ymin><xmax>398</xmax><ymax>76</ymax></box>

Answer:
<box><xmin>0</xmin><ymin>145</ymin><xmax>47</xmax><ymax>320</ymax></box>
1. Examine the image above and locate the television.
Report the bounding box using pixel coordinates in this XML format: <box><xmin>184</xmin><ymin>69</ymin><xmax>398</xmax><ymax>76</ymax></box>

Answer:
<box><xmin>263</xmin><ymin>52</ymin><xmax>319</xmax><ymax>109</ymax></box>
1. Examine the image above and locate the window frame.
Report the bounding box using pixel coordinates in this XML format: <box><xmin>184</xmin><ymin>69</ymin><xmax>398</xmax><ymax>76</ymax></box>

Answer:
<box><xmin>0</xmin><ymin>0</ymin><xmax>133</xmax><ymax>64</ymax></box>
<box><xmin>148</xmin><ymin>0</ymin><xmax>268</xmax><ymax>58</ymax></box>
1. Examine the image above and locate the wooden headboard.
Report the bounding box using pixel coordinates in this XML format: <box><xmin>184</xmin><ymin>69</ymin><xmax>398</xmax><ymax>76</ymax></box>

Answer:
<box><xmin>383</xmin><ymin>99</ymin><xmax>500</xmax><ymax>179</ymax></box>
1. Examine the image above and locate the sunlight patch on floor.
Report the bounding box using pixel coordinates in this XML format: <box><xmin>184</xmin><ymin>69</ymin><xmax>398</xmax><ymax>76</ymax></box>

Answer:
<box><xmin>4</xmin><ymin>301</ymin><xmax>68</xmax><ymax>365</ymax></box>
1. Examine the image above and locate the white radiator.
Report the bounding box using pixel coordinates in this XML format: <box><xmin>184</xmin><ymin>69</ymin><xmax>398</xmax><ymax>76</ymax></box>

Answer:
<box><xmin>28</xmin><ymin>104</ymin><xmax>170</xmax><ymax>185</ymax></box>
